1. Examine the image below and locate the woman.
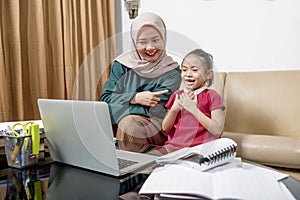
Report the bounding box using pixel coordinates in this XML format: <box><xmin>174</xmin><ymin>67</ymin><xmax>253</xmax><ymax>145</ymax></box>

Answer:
<box><xmin>100</xmin><ymin>13</ymin><xmax>181</xmax><ymax>152</ymax></box>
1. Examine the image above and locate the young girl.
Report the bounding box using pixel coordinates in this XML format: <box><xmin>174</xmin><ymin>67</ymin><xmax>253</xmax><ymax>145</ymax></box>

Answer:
<box><xmin>150</xmin><ymin>49</ymin><xmax>225</xmax><ymax>155</ymax></box>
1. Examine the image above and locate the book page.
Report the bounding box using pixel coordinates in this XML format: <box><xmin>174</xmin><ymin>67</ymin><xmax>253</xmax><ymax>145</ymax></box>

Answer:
<box><xmin>139</xmin><ymin>164</ymin><xmax>214</xmax><ymax>199</ymax></box>
<box><xmin>156</xmin><ymin>138</ymin><xmax>236</xmax><ymax>168</ymax></box>
<box><xmin>242</xmin><ymin>162</ymin><xmax>289</xmax><ymax>181</ymax></box>
<box><xmin>213</xmin><ymin>166</ymin><xmax>287</xmax><ymax>200</ymax></box>
<box><xmin>140</xmin><ymin>162</ymin><xmax>291</xmax><ymax>199</ymax></box>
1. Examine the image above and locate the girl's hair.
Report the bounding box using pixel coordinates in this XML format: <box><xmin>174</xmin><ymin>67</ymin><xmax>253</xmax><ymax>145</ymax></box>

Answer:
<box><xmin>182</xmin><ymin>49</ymin><xmax>214</xmax><ymax>87</ymax></box>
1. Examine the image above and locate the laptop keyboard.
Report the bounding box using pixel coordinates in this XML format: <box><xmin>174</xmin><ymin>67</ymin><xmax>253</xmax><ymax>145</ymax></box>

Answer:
<box><xmin>118</xmin><ymin>158</ymin><xmax>138</xmax><ymax>169</ymax></box>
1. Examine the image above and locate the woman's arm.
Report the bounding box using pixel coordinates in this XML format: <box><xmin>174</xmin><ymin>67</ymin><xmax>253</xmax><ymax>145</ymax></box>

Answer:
<box><xmin>100</xmin><ymin>61</ymin><xmax>129</xmax><ymax>103</ymax></box>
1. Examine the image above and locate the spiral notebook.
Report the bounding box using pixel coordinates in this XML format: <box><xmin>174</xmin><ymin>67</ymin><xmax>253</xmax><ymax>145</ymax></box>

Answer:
<box><xmin>156</xmin><ymin>138</ymin><xmax>237</xmax><ymax>171</ymax></box>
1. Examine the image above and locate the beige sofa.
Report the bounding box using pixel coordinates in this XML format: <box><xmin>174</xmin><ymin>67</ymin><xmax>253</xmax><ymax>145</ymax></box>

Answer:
<box><xmin>214</xmin><ymin>70</ymin><xmax>300</xmax><ymax>180</ymax></box>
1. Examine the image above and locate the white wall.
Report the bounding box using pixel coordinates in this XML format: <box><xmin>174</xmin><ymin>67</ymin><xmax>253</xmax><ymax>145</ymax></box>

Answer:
<box><xmin>120</xmin><ymin>0</ymin><xmax>300</xmax><ymax>72</ymax></box>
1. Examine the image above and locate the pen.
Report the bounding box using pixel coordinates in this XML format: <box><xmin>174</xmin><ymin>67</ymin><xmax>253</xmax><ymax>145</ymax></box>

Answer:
<box><xmin>21</xmin><ymin>141</ymin><xmax>26</xmax><ymax>166</ymax></box>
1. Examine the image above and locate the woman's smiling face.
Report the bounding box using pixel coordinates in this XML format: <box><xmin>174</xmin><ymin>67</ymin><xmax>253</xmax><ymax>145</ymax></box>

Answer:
<box><xmin>136</xmin><ymin>26</ymin><xmax>164</xmax><ymax>62</ymax></box>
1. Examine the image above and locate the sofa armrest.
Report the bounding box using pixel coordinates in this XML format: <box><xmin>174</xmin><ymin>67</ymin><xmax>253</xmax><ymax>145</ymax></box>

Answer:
<box><xmin>222</xmin><ymin>131</ymin><xmax>300</xmax><ymax>169</ymax></box>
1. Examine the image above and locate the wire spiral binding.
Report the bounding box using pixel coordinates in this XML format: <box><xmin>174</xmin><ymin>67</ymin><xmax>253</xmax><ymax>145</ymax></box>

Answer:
<box><xmin>199</xmin><ymin>144</ymin><xmax>237</xmax><ymax>166</ymax></box>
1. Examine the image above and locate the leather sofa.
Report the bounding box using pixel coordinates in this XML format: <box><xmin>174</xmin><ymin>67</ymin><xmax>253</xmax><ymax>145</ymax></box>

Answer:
<box><xmin>213</xmin><ymin>70</ymin><xmax>300</xmax><ymax>180</ymax></box>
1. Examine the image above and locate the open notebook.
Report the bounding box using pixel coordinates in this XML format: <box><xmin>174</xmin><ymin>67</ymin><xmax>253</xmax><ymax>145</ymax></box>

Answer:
<box><xmin>38</xmin><ymin>99</ymin><xmax>157</xmax><ymax>177</ymax></box>
<box><xmin>156</xmin><ymin>138</ymin><xmax>237</xmax><ymax>171</ymax></box>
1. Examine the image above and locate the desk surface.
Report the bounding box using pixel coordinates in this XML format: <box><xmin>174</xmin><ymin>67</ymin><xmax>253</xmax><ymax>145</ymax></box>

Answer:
<box><xmin>1</xmin><ymin>120</ymin><xmax>300</xmax><ymax>199</ymax></box>
<box><xmin>0</xmin><ymin>159</ymin><xmax>152</xmax><ymax>200</ymax></box>
<box><xmin>1</xmin><ymin>158</ymin><xmax>300</xmax><ymax>200</ymax></box>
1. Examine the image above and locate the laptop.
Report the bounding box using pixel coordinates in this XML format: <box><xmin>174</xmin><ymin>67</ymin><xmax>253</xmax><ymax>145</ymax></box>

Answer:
<box><xmin>37</xmin><ymin>99</ymin><xmax>157</xmax><ymax>177</ymax></box>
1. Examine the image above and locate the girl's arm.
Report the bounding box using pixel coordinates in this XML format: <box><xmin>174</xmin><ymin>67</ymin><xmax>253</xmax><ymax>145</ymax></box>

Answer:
<box><xmin>189</xmin><ymin>108</ymin><xmax>225</xmax><ymax>137</ymax></box>
<box><xmin>162</xmin><ymin>94</ymin><xmax>181</xmax><ymax>132</ymax></box>
<box><xmin>209</xmin><ymin>109</ymin><xmax>225</xmax><ymax>136</ymax></box>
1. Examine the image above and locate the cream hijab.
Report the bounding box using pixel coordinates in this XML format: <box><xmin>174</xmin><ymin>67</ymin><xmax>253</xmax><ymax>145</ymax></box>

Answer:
<box><xmin>115</xmin><ymin>13</ymin><xmax>179</xmax><ymax>78</ymax></box>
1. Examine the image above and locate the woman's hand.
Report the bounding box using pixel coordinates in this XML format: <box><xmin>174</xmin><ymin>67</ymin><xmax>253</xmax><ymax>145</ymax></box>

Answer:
<box><xmin>130</xmin><ymin>89</ymin><xmax>169</xmax><ymax>107</ymax></box>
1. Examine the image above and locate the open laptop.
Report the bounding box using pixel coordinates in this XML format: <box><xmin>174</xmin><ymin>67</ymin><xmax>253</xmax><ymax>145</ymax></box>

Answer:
<box><xmin>37</xmin><ymin>99</ymin><xmax>157</xmax><ymax>177</ymax></box>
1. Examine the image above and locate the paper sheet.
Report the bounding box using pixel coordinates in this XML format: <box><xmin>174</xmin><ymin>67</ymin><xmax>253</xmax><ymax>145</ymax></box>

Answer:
<box><xmin>139</xmin><ymin>162</ymin><xmax>291</xmax><ymax>200</ymax></box>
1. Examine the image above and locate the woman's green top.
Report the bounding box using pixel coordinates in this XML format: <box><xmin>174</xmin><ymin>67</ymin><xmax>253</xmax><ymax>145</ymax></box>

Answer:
<box><xmin>100</xmin><ymin>61</ymin><xmax>181</xmax><ymax>124</ymax></box>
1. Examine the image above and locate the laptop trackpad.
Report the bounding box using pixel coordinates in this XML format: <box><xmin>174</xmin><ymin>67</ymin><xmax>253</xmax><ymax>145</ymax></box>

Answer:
<box><xmin>116</xmin><ymin>150</ymin><xmax>157</xmax><ymax>173</ymax></box>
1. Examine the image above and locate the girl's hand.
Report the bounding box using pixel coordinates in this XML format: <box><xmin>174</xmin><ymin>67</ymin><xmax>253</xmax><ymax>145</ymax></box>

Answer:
<box><xmin>185</xmin><ymin>89</ymin><xmax>195</xmax><ymax>100</ymax></box>
<box><xmin>178</xmin><ymin>92</ymin><xmax>197</xmax><ymax>113</ymax></box>
<box><xmin>170</xmin><ymin>94</ymin><xmax>182</xmax><ymax>112</ymax></box>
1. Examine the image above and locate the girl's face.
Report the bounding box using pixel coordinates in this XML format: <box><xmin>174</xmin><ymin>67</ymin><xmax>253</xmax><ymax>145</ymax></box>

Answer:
<box><xmin>181</xmin><ymin>55</ymin><xmax>212</xmax><ymax>90</ymax></box>
<box><xmin>136</xmin><ymin>26</ymin><xmax>164</xmax><ymax>62</ymax></box>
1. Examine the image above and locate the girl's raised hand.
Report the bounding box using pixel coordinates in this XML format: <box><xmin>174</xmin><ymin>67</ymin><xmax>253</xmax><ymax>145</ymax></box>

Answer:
<box><xmin>170</xmin><ymin>94</ymin><xmax>182</xmax><ymax>112</ymax></box>
<box><xmin>178</xmin><ymin>92</ymin><xmax>197</xmax><ymax>113</ymax></box>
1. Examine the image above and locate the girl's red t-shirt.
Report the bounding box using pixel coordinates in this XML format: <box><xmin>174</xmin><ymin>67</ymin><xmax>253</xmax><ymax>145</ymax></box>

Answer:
<box><xmin>163</xmin><ymin>89</ymin><xmax>225</xmax><ymax>151</ymax></box>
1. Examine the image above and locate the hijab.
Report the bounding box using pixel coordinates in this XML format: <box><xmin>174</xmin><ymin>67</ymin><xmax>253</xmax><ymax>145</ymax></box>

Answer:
<box><xmin>115</xmin><ymin>12</ymin><xmax>179</xmax><ymax>78</ymax></box>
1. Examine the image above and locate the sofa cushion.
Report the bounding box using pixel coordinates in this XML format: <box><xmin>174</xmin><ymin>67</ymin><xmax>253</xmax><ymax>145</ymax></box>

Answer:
<box><xmin>223</xmin><ymin>70</ymin><xmax>300</xmax><ymax>138</ymax></box>
<box><xmin>222</xmin><ymin>131</ymin><xmax>300</xmax><ymax>169</ymax></box>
